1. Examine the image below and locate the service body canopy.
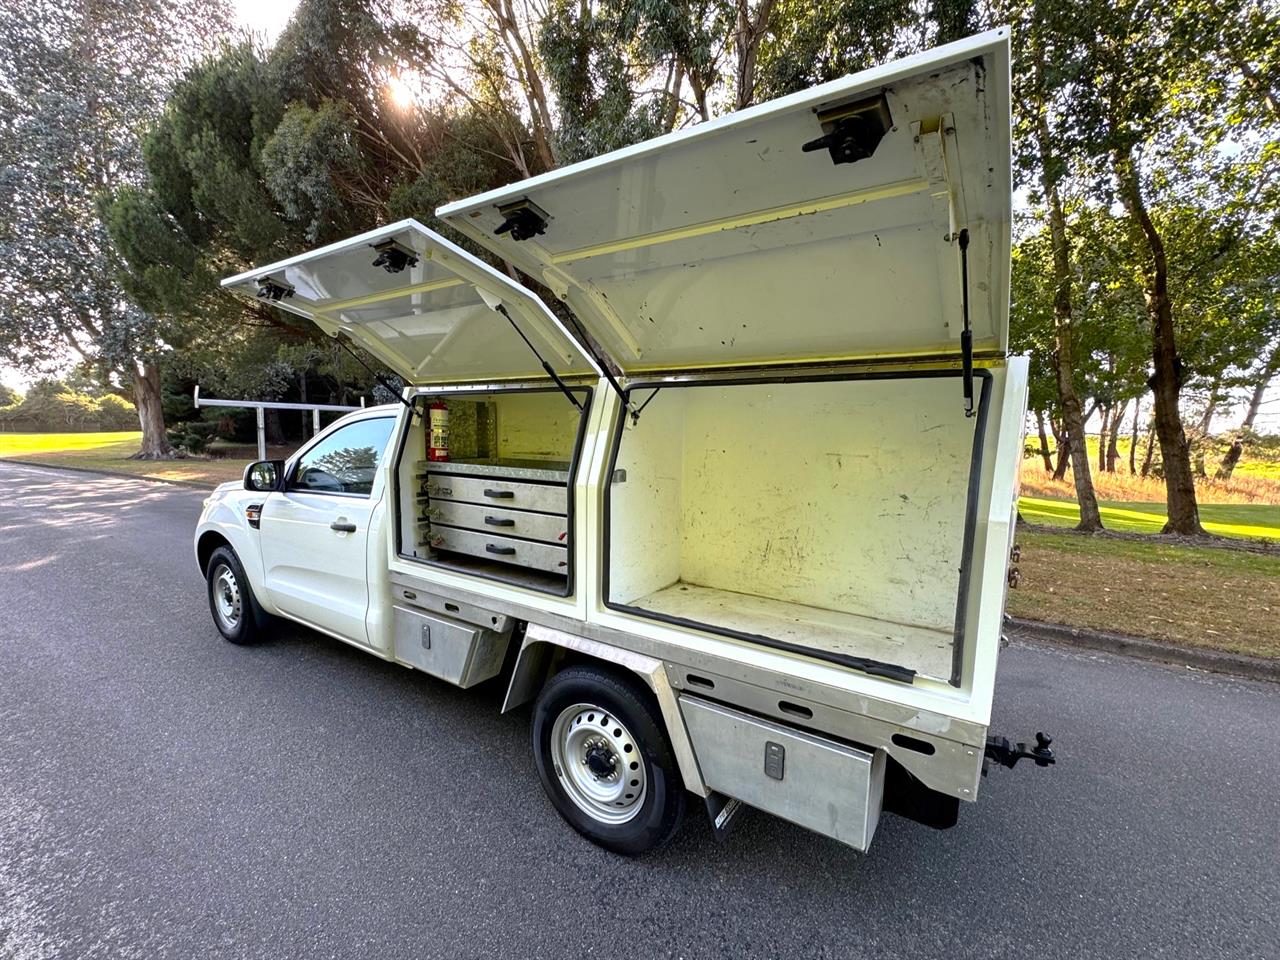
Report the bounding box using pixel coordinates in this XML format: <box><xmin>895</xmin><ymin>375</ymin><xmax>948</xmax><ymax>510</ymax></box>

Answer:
<box><xmin>438</xmin><ymin>29</ymin><xmax>1011</xmax><ymax>376</ymax></box>
<box><xmin>221</xmin><ymin>221</ymin><xmax>597</xmax><ymax>386</ymax></box>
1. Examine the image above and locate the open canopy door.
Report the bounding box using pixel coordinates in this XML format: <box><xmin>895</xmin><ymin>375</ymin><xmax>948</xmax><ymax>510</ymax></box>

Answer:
<box><xmin>221</xmin><ymin>220</ymin><xmax>597</xmax><ymax>386</ymax></box>
<box><xmin>438</xmin><ymin>29</ymin><xmax>1011</xmax><ymax>376</ymax></box>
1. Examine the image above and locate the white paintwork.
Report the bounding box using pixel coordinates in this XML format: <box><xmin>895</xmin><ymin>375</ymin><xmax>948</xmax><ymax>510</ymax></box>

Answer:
<box><xmin>439</xmin><ymin>29</ymin><xmax>1011</xmax><ymax>374</ymax></box>
<box><xmin>195</xmin><ymin>406</ymin><xmax>405</xmax><ymax>651</ymax></box>
<box><xmin>258</xmin><ymin>490</ymin><xmax>380</xmax><ymax>644</ymax></box>
<box><xmin>198</xmin><ymin>33</ymin><xmax>1029</xmax><ymax>849</ymax></box>
<box><xmin>220</xmin><ymin>220</ymin><xmax>598</xmax><ymax>385</ymax></box>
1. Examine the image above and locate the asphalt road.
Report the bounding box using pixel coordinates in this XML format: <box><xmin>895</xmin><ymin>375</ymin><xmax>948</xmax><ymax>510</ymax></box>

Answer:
<box><xmin>1</xmin><ymin>461</ymin><xmax>1277</xmax><ymax>960</ymax></box>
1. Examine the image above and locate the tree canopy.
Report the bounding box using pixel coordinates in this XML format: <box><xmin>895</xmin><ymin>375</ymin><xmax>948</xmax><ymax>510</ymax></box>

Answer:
<box><xmin>1</xmin><ymin>0</ymin><xmax>1276</xmax><ymax>530</ymax></box>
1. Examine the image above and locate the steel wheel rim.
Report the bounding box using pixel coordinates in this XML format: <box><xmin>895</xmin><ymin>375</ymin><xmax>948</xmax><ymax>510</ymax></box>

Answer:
<box><xmin>550</xmin><ymin>702</ymin><xmax>647</xmax><ymax>825</ymax></box>
<box><xmin>212</xmin><ymin>563</ymin><xmax>242</xmax><ymax>631</ymax></box>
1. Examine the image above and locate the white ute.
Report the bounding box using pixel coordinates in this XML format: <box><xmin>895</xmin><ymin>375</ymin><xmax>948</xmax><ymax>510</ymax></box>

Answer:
<box><xmin>195</xmin><ymin>29</ymin><xmax>1054</xmax><ymax>856</ymax></box>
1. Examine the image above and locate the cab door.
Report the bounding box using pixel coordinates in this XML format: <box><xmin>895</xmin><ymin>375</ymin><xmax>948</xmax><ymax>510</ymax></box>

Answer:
<box><xmin>259</xmin><ymin>415</ymin><xmax>397</xmax><ymax>644</ymax></box>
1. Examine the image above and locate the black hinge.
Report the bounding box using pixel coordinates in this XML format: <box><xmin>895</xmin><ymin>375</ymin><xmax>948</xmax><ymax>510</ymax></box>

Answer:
<box><xmin>256</xmin><ymin>277</ymin><xmax>294</xmax><ymax>301</ymax></box>
<box><xmin>494</xmin><ymin>198</ymin><xmax>549</xmax><ymax>242</ymax></box>
<box><xmin>801</xmin><ymin>94</ymin><xmax>892</xmax><ymax>165</ymax></box>
<box><xmin>370</xmin><ymin>239</ymin><xmax>419</xmax><ymax>274</ymax></box>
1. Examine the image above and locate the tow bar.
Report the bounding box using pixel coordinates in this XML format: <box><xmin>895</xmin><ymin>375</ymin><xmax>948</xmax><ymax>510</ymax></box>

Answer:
<box><xmin>984</xmin><ymin>732</ymin><xmax>1056</xmax><ymax>772</ymax></box>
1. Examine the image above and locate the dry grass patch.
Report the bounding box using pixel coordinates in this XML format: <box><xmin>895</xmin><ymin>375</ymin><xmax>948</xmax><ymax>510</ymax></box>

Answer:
<box><xmin>1008</xmin><ymin>529</ymin><xmax>1280</xmax><ymax>660</ymax></box>
<box><xmin>1022</xmin><ymin>470</ymin><xmax>1280</xmax><ymax>506</ymax></box>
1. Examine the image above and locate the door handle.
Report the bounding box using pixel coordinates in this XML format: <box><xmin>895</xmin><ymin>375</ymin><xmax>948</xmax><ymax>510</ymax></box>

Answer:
<box><xmin>330</xmin><ymin>521</ymin><xmax>357</xmax><ymax>533</ymax></box>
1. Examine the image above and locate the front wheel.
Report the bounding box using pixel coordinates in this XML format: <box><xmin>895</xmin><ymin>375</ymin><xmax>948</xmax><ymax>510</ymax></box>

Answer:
<box><xmin>532</xmin><ymin>665</ymin><xmax>686</xmax><ymax>855</ymax></box>
<box><xmin>205</xmin><ymin>545</ymin><xmax>264</xmax><ymax>645</ymax></box>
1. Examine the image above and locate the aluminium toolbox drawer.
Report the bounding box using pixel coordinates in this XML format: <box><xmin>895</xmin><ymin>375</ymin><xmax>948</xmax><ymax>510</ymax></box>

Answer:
<box><xmin>679</xmin><ymin>696</ymin><xmax>886</xmax><ymax>851</ymax></box>
<box><xmin>426</xmin><ymin>500</ymin><xmax>568</xmax><ymax>544</ymax></box>
<box><xmin>392</xmin><ymin>604</ymin><xmax>512</xmax><ymax>688</ymax></box>
<box><xmin>427</xmin><ymin>525</ymin><xmax>568</xmax><ymax>574</ymax></box>
<box><xmin>424</xmin><ymin>473</ymin><xmax>567</xmax><ymax>514</ymax></box>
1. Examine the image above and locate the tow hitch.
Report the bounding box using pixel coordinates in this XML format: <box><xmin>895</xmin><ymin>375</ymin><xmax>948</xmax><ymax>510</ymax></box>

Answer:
<box><xmin>984</xmin><ymin>732</ymin><xmax>1056</xmax><ymax>772</ymax></box>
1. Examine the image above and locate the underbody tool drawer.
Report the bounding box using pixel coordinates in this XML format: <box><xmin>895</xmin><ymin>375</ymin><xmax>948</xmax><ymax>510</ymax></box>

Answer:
<box><xmin>392</xmin><ymin>605</ymin><xmax>512</xmax><ymax>688</ymax></box>
<box><xmin>679</xmin><ymin>696</ymin><xmax>885</xmax><ymax>851</ymax></box>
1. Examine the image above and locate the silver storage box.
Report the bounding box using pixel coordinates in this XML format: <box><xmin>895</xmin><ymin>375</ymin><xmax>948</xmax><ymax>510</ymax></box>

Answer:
<box><xmin>392</xmin><ymin>605</ymin><xmax>512</xmax><ymax>688</ymax></box>
<box><xmin>679</xmin><ymin>696</ymin><xmax>886</xmax><ymax>851</ymax></box>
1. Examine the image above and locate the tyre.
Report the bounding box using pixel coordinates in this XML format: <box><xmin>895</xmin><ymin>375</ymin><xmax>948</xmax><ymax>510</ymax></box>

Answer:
<box><xmin>205</xmin><ymin>545</ymin><xmax>264</xmax><ymax>645</ymax></box>
<box><xmin>532</xmin><ymin>664</ymin><xmax>686</xmax><ymax>855</ymax></box>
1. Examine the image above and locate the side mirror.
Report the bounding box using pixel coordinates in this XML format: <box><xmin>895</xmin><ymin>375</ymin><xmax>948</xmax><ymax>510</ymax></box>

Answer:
<box><xmin>244</xmin><ymin>459</ymin><xmax>285</xmax><ymax>492</ymax></box>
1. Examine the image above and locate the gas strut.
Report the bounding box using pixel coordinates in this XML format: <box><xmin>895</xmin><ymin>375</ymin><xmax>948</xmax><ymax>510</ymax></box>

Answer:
<box><xmin>958</xmin><ymin>227</ymin><xmax>975</xmax><ymax>418</ymax></box>
<box><xmin>492</xmin><ymin>303</ymin><xmax>584</xmax><ymax>412</ymax></box>
<box><xmin>332</xmin><ymin>332</ymin><xmax>417</xmax><ymax>415</ymax></box>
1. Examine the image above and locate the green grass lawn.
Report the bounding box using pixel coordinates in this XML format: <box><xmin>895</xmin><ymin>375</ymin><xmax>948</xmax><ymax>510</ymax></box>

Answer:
<box><xmin>1020</xmin><ymin>495</ymin><xmax>1280</xmax><ymax>540</ymax></box>
<box><xmin>0</xmin><ymin>431</ymin><xmax>248</xmax><ymax>484</ymax></box>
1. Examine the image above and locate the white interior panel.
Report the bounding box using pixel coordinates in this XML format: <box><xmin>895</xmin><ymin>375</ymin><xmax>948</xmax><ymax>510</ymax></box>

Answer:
<box><xmin>608</xmin><ymin>390</ymin><xmax>686</xmax><ymax>603</ymax></box>
<box><xmin>493</xmin><ymin>391</ymin><xmax>585</xmax><ymax>461</ymax></box>
<box><xmin>608</xmin><ymin>376</ymin><xmax>978</xmax><ymax>681</ymax></box>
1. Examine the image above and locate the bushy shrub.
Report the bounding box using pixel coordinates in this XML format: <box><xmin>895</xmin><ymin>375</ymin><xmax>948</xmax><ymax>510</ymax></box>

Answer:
<box><xmin>96</xmin><ymin>393</ymin><xmax>138</xmax><ymax>430</ymax></box>
<box><xmin>167</xmin><ymin>420</ymin><xmax>218</xmax><ymax>454</ymax></box>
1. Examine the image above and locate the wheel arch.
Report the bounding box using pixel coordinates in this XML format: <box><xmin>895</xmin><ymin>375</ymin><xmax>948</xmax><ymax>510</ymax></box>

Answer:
<box><xmin>196</xmin><ymin>530</ymin><xmax>231</xmax><ymax>576</ymax></box>
<box><xmin>505</xmin><ymin>624</ymin><xmax>707</xmax><ymax>797</ymax></box>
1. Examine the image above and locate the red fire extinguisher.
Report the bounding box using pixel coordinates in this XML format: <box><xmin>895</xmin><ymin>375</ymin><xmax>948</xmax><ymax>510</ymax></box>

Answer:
<box><xmin>428</xmin><ymin>399</ymin><xmax>449</xmax><ymax>462</ymax></box>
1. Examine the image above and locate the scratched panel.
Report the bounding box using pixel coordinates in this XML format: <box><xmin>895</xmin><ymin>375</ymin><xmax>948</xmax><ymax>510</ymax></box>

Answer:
<box><xmin>609</xmin><ymin>390</ymin><xmax>688</xmax><ymax>603</ymax></box>
<box><xmin>678</xmin><ymin>377</ymin><xmax>974</xmax><ymax>634</ymax></box>
<box><xmin>609</xmin><ymin>376</ymin><xmax>976</xmax><ymax>656</ymax></box>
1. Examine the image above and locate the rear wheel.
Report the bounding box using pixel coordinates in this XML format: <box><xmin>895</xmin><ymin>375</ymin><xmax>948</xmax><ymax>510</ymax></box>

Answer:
<box><xmin>205</xmin><ymin>545</ymin><xmax>264</xmax><ymax>645</ymax></box>
<box><xmin>532</xmin><ymin>665</ymin><xmax>685</xmax><ymax>855</ymax></box>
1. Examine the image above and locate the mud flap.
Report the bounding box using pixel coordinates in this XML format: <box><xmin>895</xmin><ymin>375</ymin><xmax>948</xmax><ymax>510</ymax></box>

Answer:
<box><xmin>704</xmin><ymin>791</ymin><xmax>745</xmax><ymax>842</ymax></box>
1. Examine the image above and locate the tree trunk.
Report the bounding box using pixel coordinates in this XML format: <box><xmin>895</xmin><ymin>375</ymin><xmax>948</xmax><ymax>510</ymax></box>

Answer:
<box><xmin>1217</xmin><ymin>341</ymin><xmax>1279</xmax><ymax>479</ymax></box>
<box><xmin>487</xmin><ymin>0</ymin><xmax>556</xmax><ymax>170</ymax></box>
<box><xmin>1036</xmin><ymin>410</ymin><xmax>1054</xmax><ymax>472</ymax></box>
<box><xmin>1129</xmin><ymin>399</ymin><xmax>1141</xmax><ymax>474</ymax></box>
<box><xmin>1106</xmin><ymin>399</ymin><xmax>1126</xmax><ymax>472</ymax></box>
<box><xmin>131</xmin><ymin>360</ymin><xmax>171</xmax><ymax>459</ymax></box>
<box><xmin>299</xmin><ymin>370</ymin><xmax>309</xmax><ymax>438</ymax></box>
<box><xmin>1217</xmin><ymin>436</ymin><xmax>1245</xmax><ymax>480</ymax></box>
<box><xmin>265</xmin><ymin>409</ymin><xmax>284</xmax><ymax>447</ymax></box>
<box><xmin>1097</xmin><ymin>406</ymin><xmax>1109</xmax><ymax>474</ymax></box>
<box><xmin>1052</xmin><ymin>436</ymin><xmax>1070</xmax><ymax>480</ymax></box>
<box><xmin>1031</xmin><ymin>50</ymin><xmax>1102</xmax><ymax>530</ymax></box>
<box><xmin>734</xmin><ymin>0</ymin><xmax>776</xmax><ymax>110</ymax></box>
<box><xmin>1112</xmin><ymin>146</ymin><xmax>1202</xmax><ymax>534</ymax></box>
<box><xmin>1141</xmin><ymin>419</ymin><xmax>1156</xmax><ymax>477</ymax></box>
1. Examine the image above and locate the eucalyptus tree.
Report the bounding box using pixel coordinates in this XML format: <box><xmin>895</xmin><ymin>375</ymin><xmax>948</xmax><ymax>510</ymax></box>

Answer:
<box><xmin>1063</xmin><ymin>0</ymin><xmax>1280</xmax><ymax>532</ymax></box>
<box><xmin>0</xmin><ymin>0</ymin><xmax>231</xmax><ymax>456</ymax></box>
<box><xmin>1003</xmin><ymin>2</ymin><xmax>1104</xmax><ymax>527</ymax></box>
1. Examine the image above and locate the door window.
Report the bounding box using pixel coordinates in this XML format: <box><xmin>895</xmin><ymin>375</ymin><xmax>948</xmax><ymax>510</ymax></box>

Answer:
<box><xmin>290</xmin><ymin>417</ymin><xmax>396</xmax><ymax>496</ymax></box>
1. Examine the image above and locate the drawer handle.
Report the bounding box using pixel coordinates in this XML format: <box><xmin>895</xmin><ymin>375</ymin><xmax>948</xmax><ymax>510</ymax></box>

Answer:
<box><xmin>484</xmin><ymin>516</ymin><xmax>515</xmax><ymax>527</ymax></box>
<box><xmin>485</xmin><ymin>544</ymin><xmax>517</xmax><ymax>555</ymax></box>
<box><xmin>483</xmin><ymin>489</ymin><xmax>515</xmax><ymax>499</ymax></box>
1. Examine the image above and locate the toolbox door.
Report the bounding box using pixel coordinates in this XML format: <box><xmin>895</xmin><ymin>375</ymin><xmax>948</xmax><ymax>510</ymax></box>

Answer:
<box><xmin>438</xmin><ymin>29</ymin><xmax>1011</xmax><ymax>376</ymax></box>
<box><xmin>221</xmin><ymin>220</ymin><xmax>597</xmax><ymax>385</ymax></box>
